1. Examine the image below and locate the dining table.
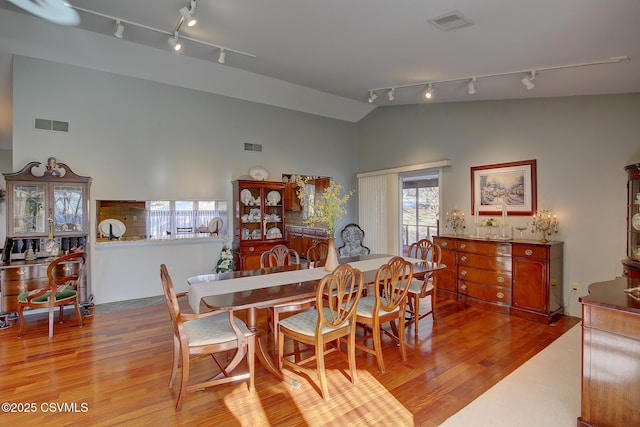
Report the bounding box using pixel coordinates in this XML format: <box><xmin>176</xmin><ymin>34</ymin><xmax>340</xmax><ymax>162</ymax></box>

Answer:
<box><xmin>187</xmin><ymin>254</ymin><xmax>445</xmax><ymax>381</ymax></box>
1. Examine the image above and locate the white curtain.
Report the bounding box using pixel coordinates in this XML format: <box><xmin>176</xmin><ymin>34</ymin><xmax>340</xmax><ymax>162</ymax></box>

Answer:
<box><xmin>358</xmin><ymin>174</ymin><xmax>399</xmax><ymax>255</ymax></box>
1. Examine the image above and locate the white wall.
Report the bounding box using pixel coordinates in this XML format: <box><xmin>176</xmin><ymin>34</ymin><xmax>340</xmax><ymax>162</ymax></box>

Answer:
<box><xmin>356</xmin><ymin>94</ymin><xmax>640</xmax><ymax>316</ymax></box>
<box><xmin>11</xmin><ymin>56</ymin><xmax>358</xmax><ymax>303</ymax></box>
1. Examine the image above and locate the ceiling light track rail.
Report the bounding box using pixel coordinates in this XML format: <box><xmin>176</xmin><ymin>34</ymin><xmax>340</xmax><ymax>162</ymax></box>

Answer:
<box><xmin>368</xmin><ymin>56</ymin><xmax>630</xmax><ymax>102</ymax></box>
<box><xmin>70</xmin><ymin>4</ymin><xmax>256</xmax><ymax>60</ymax></box>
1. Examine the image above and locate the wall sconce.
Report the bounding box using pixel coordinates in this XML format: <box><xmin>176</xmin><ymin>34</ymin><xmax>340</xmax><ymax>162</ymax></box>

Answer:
<box><xmin>531</xmin><ymin>209</ymin><xmax>559</xmax><ymax>243</ymax></box>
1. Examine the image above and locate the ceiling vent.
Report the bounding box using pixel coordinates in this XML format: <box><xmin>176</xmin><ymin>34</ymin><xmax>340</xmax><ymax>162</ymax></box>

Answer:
<box><xmin>429</xmin><ymin>11</ymin><xmax>473</xmax><ymax>31</ymax></box>
<box><xmin>34</xmin><ymin>118</ymin><xmax>69</xmax><ymax>133</ymax></box>
<box><xmin>244</xmin><ymin>142</ymin><xmax>262</xmax><ymax>152</ymax></box>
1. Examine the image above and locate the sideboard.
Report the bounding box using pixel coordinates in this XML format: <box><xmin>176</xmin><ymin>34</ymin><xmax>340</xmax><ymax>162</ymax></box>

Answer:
<box><xmin>578</xmin><ymin>277</ymin><xmax>640</xmax><ymax>427</ymax></box>
<box><xmin>433</xmin><ymin>235</ymin><xmax>564</xmax><ymax>324</ymax></box>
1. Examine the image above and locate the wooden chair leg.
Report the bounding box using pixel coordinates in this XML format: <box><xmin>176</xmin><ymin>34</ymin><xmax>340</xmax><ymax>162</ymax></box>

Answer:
<box><xmin>316</xmin><ymin>340</ymin><xmax>329</xmax><ymax>401</ymax></box>
<box><xmin>372</xmin><ymin>321</ymin><xmax>385</xmax><ymax>373</ymax></box>
<box><xmin>175</xmin><ymin>347</ymin><xmax>190</xmax><ymax>411</ymax></box>
<box><xmin>169</xmin><ymin>335</ymin><xmax>180</xmax><ymax>388</ymax></box>
<box><xmin>59</xmin><ymin>305</ymin><xmax>64</xmax><ymax>323</ymax></box>
<box><xmin>414</xmin><ymin>296</ymin><xmax>420</xmax><ymax>335</ymax></box>
<box><xmin>17</xmin><ymin>305</ymin><xmax>25</xmax><ymax>338</ymax></box>
<box><xmin>398</xmin><ymin>315</ymin><xmax>407</xmax><ymax>362</ymax></box>
<box><xmin>74</xmin><ymin>299</ymin><xmax>83</xmax><ymax>328</ymax></box>
<box><xmin>348</xmin><ymin>329</ymin><xmax>358</xmax><ymax>385</ymax></box>
<box><xmin>247</xmin><ymin>335</ymin><xmax>255</xmax><ymax>392</ymax></box>
<box><xmin>48</xmin><ymin>303</ymin><xmax>55</xmax><ymax>339</ymax></box>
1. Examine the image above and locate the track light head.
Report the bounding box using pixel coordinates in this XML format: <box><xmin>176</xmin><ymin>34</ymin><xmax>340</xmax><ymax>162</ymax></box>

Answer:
<box><xmin>521</xmin><ymin>71</ymin><xmax>536</xmax><ymax>90</ymax></box>
<box><xmin>168</xmin><ymin>32</ymin><xmax>182</xmax><ymax>51</ymax></box>
<box><xmin>368</xmin><ymin>91</ymin><xmax>378</xmax><ymax>103</ymax></box>
<box><xmin>180</xmin><ymin>4</ymin><xmax>197</xmax><ymax>27</ymax></box>
<box><xmin>424</xmin><ymin>84</ymin><xmax>433</xmax><ymax>100</ymax></box>
<box><xmin>468</xmin><ymin>78</ymin><xmax>476</xmax><ymax>95</ymax></box>
<box><xmin>387</xmin><ymin>88</ymin><xmax>395</xmax><ymax>101</ymax></box>
<box><xmin>218</xmin><ymin>48</ymin><xmax>226</xmax><ymax>64</ymax></box>
<box><xmin>114</xmin><ymin>20</ymin><xmax>124</xmax><ymax>39</ymax></box>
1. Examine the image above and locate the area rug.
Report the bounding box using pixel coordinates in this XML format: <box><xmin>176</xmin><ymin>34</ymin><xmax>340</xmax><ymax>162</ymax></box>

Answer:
<box><xmin>440</xmin><ymin>322</ymin><xmax>582</xmax><ymax>427</ymax></box>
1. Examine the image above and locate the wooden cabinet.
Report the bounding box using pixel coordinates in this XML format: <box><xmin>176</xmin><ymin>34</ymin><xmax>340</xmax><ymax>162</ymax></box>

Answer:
<box><xmin>622</xmin><ymin>163</ymin><xmax>640</xmax><ymax>278</ymax></box>
<box><xmin>232</xmin><ymin>180</ymin><xmax>287</xmax><ymax>270</ymax></box>
<box><xmin>0</xmin><ymin>258</ymin><xmax>85</xmax><ymax>313</ymax></box>
<box><xmin>284</xmin><ymin>183</ymin><xmax>302</xmax><ymax>212</ymax></box>
<box><xmin>579</xmin><ymin>277</ymin><xmax>640</xmax><ymax>427</ymax></box>
<box><xmin>0</xmin><ymin>160</ymin><xmax>91</xmax><ymax>312</ymax></box>
<box><xmin>286</xmin><ymin>226</ymin><xmax>328</xmax><ymax>259</ymax></box>
<box><xmin>433</xmin><ymin>235</ymin><xmax>563</xmax><ymax>323</ymax></box>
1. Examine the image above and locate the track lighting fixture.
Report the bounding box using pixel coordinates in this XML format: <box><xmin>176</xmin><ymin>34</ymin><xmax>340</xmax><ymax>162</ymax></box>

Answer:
<box><xmin>114</xmin><ymin>20</ymin><xmax>124</xmax><ymax>39</ymax></box>
<box><xmin>368</xmin><ymin>91</ymin><xmax>378</xmax><ymax>103</ymax></box>
<box><xmin>218</xmin><ymin>48</ymin><xmax>226</xmax><ymax>64</ymax></box>
<box><xmin>387</xmin><ymin>88</ymin><xmax>395</xmax><ymax>101</ymax></box>
<box><xmin>468</xmin><ymin>78</ymin><xmax>476</xmax><ymax>95</ymax></box>
<box><xmin>521</xmin><ymin>71</ymin><xmax>536</xmax><ymax>90</ymax></box>
<box><xmin>366</xmin><ymin>56</ymin><xmax>628</xmax><ymax>103</ymax></box>
<box><xmin>168</xmin><ymin>32</ymin><xmax>182</xmax><ymax>51</ymax></box>
<box><xmin>179</xmin><ymin>1</ymin><xmax>197</xmax><ymax>27</ymax></box>
<box><xmin>424</xmin><ymin>84</ymin><xmax>433</xmax><ymax>100</ymax></box>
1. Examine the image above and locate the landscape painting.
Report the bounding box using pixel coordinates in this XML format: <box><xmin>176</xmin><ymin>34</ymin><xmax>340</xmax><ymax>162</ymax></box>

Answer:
<box><xmin>471</xmin><ymin>159</ymin><xmax>537</xmax><ymax>216</ymax></box>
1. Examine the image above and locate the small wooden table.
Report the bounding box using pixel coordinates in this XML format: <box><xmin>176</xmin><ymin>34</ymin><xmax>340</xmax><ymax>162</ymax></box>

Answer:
<box><xmin>578</xmin><ymin>277</ymin><xmax>640</xmax><ymax>427</ymax></box>
<box><xmin>187</xmin><ymin>254</ymin><xmax>445</xmax><ymax>380</ymax></box>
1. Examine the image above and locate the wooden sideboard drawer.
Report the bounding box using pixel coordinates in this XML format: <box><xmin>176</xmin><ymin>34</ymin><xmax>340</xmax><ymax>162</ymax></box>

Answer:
<box><xmin>457</xmin><ymin>240</ymin><xmax>512</xmax><ymax>256</ymax></box>
<box><xmin>512</xmin><ymin>245</ymin><xmax>547</xmax><ymax>259</ymax></box>
<box><xmin>458</xmin><ymin>253</ymin><xmax>512</xmax><ymax>272</ymax></box>
<box><xmin>458</xmin><ymin>265</ymin><xmax>512</xmax><ymax>287</ymax></box>
<box><xmin>434</xmin><ymin>237</ymin><xmax>456</xmax><ymax>249</ymax></box>
<box><xmin>459</xmin><ymin>279</ymin><xmax>511</xmax><ymax>304</ymax></box>
<box><xmin>3</xmin><ymin>265</ymin><xmax>47</xmax><ymax>281</ymax></box>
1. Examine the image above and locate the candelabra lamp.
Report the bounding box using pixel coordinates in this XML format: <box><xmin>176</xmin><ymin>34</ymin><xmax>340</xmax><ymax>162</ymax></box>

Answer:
<box><xmin>445</xmin><ymin>209</ymin><xmax>465</xmax><ymax>236</ymax></box>
<box><xmin>531</xmin><ymin>209</ymin><xmax>559</xmax><ymax>243</ymax></box>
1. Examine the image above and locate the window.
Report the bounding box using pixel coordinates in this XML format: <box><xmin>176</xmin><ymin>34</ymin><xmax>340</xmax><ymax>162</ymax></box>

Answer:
<box><xmin>147</xmin><ymin>200</ymin><xmax>228</xmax><ymax>238</ymax></box>
<box><xmin>401</xmin><ymin>172</ymin><xmax>440</xmax><ymax>248</ymax></box>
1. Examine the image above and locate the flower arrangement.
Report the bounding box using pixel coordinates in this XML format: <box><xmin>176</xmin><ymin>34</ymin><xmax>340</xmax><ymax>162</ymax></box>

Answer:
<box><xmin>214</xmin><ymin>244</ymin><xmax>234</xmax><ymax>273</ymax></box>
<box><xmin>296</xmin><ymin>178</ymin><xmax>354</xmax><ymax>238</ymax></box>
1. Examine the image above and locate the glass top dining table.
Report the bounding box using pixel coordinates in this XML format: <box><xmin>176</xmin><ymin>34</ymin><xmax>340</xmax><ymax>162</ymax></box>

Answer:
<box><xmin>186</xmin><ymin>254</ymin><xmax>445</xmax><ymax>380</ymax></box>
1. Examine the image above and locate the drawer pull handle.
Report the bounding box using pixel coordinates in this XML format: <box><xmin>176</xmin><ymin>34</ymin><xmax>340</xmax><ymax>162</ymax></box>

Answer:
<box><xmin>496</xmin><ymin>292</ymin><xmax>505</xmax><ymax>299</ymax></box>
<box><xmin>441</xmin><ymin>241</ymin><xmax>448</xmax><ymax>247</ymax></box>
<box><xmin>461</xmin><ymin>255</ymin><xmax>467</xmax><ymax>262</ymax></box>
<box><xmin>496</xmin><ymin>276</ymin><xmax>505</xmax><ymax>283</ymax></box>
<box><xmin>249</xmin><ymin>247</ymin><xmax>255</xmax><ymax>252</ymax></box>
<box><xmin>460</xmin><ymin>244</ymin><xmax>466</xmax><ymax>249</ymax></box>
<box><xmin>461</xmin><ymin>284</ymin><xmax>467</xmax><ymax>291</ymax></box>
<box><xmin>17</xmin><ymin>270</ymin><xmax>25</xmax><ymax>275</ymax></box>
<box><xmin>460</xmin><ymin>270</ymin><xmax>467</xmax><ymax>276</ymax></box>
<box><xmin>497</xmin><ymin>261</ymin><xmax>505</xmax><ymax>266</ymax></box>
<box><xmin>525</xmin><ymin>249</ymin><xmax>533</xmax><ymax>256</ymax></box>
<box><xmin>496</xmin><ymin>248</ymin><xmax>504</xmax><ymax>254</ymax></box>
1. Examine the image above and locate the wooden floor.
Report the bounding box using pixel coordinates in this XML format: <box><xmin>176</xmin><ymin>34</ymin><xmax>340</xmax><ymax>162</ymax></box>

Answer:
<box><xmin>1</xmin><ymin>297</ymin><xmax>579</xmax><ymax>426</ymax></box>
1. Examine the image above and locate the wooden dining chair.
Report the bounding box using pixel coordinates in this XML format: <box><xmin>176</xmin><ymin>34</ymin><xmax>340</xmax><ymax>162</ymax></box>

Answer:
<box><xmin>260</xmin><ymin>244</ymin><xmax>300</xmax><ymax>268</ymax></box>
<box><xmin>353</xmin><ymin>256</ymin><xmax>413</xmax><ymax>373</ymax></box>
<box><xmin>260</xmin><ymin>245</ymin><xmax>309</xmax><ymax>353</ymax></box>
<box><xmin>306</xmin><ymin>241</ymin><xmax>328</xmax><ymax>268</ymax></box>
<box><xmin>278</xmin><ymin>264</ymin><xmax>364</xmax><ymax>400</ymax></box>
<box><xmin>17</xmin><ymin>251</ymin><xmax>86</xmax><ymax>339</ymax></box>
<box><xmin>160</xmin><ymin>264</ymin><xmax>255</xmax><ymax>411</ymax></box>
<box><xmin>406</xmin><ymin>239</ymin><xmax>442</xmax><ymax>335</ymax></box>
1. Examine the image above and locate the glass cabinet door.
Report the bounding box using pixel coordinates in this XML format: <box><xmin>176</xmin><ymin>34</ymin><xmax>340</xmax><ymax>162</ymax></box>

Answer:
<box><xmin>54</xmin><ymin>184</ymin><xmax>85</xmax><ymax>232</ymax></box>
<box><xmin>12</xmin><ymin>184</ymin><xmax>46</xmax><ymax>234</ymax></box>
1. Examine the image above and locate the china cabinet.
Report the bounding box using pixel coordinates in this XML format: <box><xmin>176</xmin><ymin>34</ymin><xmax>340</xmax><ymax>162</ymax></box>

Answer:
<box><xmin>232</xmin><ymin>180</ymin><xmax>287</xmax><ymax>270</ymax></box>
<box><xmin>433</xmin><ymin>235</ymin><xmax>564</xmax><ymax>324</ymax></box>
<box><xmin>0</xmin><ymin>160</ymin><xmax>91</xmax><ymax>313</ymax></box>
<box><xmin>622</xmin><ymin>163</ymin><xmax>640</xmax><ymax>278</ymax></box>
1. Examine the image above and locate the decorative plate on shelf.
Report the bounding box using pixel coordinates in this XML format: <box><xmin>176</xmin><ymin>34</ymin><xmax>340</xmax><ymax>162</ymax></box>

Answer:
<box><xmin>208</xmin><ymin>217</ymin><xmax>223</xmax><ymax>234</ymax></box>
<box><xmin>240</xmin><ymin>189</ymin><xmax>253</xmax><ymax>205</ymax></box>
<box><xmin>266</xmin><ymin>190</ymin><xmax>281</xmax><ymax>205</ymax></box>
<box><xmin>249</xmin><ymin>166</ymin><xmax>269</xmax><ymax>181</ymax></box>
<box><xmin>98</xmin><ymin>219</ymin><xmax>126</xmax><ymax>238</ymax></box>
<box><xmin>251</xmin><ymin>228</ymin><xmax>262</xmax><ymax>239</ymax></box>
<box><xmin>632</xmin><ymin>213</ymin><xmax>640</xmax><ymax>231</ymax></box>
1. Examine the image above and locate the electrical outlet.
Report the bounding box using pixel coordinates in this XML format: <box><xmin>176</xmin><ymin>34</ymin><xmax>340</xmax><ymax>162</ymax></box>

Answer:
<box><xmin>571</xmin><ymin>282</ymin><xmax>579</xmax><ymax>291</ymax></box>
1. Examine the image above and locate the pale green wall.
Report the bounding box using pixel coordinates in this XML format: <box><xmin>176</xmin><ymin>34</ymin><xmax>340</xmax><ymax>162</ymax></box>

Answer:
<box><xmin>356</xmin><ymin>94</ymin><xmax>640</xmax><ymax>316</ymax></box>
<box><xmin>11</xmin><ymin>56</ymin><xmax>358</xmax><ymax>303</ymax></box>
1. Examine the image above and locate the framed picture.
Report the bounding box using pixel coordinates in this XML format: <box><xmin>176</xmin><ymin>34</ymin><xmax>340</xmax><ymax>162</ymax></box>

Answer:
<box><xmin>471</xmin><ymin>159</ymin><xmax>537</xmax><ymax>216</ymax></box>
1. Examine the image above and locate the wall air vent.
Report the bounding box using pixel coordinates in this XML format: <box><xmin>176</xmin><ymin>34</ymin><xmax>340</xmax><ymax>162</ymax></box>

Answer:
<box><xmin>34</xmin><ymin>118</ymin><xmax>69</xmax><ymax>133</ymax></box>
<box><xmin>429</xmin><ymin>11</ymin><xmax>474</xmax><ymax>31</ymax></box>
<box><xmin>244</xmin><ymin>143</ymin><xmax>263</xmax><ymax>152</ymax></box>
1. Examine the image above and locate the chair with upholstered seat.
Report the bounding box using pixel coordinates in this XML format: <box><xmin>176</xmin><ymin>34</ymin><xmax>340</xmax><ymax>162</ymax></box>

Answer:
<box><xmin>278</xmin><ymin>263</ymin><xmax>364</xmax><ymax>400</ymax></box>
<box><xmin>353</xmin><ymin>256</ymin><xmax>413</xmax><ymax>373</ymax></box>
<box><xmin>260</xmin><ymin>245</ymin><xmax>309</xmax><ymax>352</ymax></box>
<box><xmin>406</xmin><ymin>239</ymin><xmax>442</xmax><ymax>335</ymax></box>
<box><xmin>306</xmin><ymin>241</ymin><xmax>328</xmax><ymax>268</ymax></box>
<box><xmin>17</xmin><ymin>251</ymin><xmax>86</xmax><ymax>339</ymax></box>
<box><xmin>160</xmin><ymin>264</ymin><xmax>255</xmax><ymax>411</ymax></box>
<box><xmin>338</xmin><ymin>223</ymin><xmax>370</xmax><ymax>257</ymax></box>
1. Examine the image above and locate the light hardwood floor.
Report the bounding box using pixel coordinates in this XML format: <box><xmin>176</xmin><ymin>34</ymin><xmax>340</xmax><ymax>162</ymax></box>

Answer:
<box><xmin>1</xmin><ymin>296</ymin><xmax>579</xmax><ymax>426</ymax></box>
